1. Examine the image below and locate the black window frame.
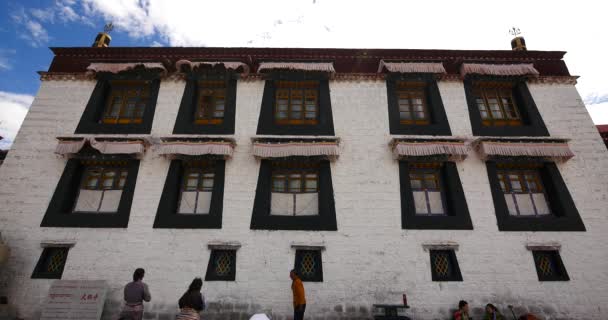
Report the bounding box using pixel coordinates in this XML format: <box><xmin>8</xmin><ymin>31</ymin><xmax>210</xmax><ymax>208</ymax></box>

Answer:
<box><xmin>294</xmin><ymin>249</ymin><xmax>323</xmax><ymax>282</ymax></box>
<box><xmin>464</xmin><ymin>76</ymin><xmax>549</xmax><ymax>137</ymax></box>
<box><xmin>31</xmin><ymin>247</ymin><xmax>70</xmax><ymax>279</ymax></box>
<box><xmin>399</xmin><ymin>160</ymin><xmax>473</xmax><ymax>230</ymax></box>
<box><xmin>40</xmin><ymin>154</ymin><xmax>140</xmax><ymax>228</ymax></box>
<box><xmin>204</xmin><ymin>249</ymin><xmax>237</xmax><ymax>281</ymax></box>
<box><xmin>532</xmin><ymin>250</ymin><xmax>570</xmax><ymax>281</ymax></box>
<box><xmin>75</xmin><ymin>70</ymin><xmax>161</xmax><ymax>134</ymax></box>
<box><xmin>386</xmin><ymin>73</ymin><xmax>451</xmax><ymax>135</ymax></box>
<box><xmin>250</xmin><ymin>158</ymin><xmax>337</xmax><ymax>231</ymax></box>
<box><xmin>173</xmin><ymin>72</ymin><xmax>238</xmax><ymax>135</ymax></box>
<box><xmin>486</xmin><ymin>160</ymin><xmax>585</xmax><ymax>231</ymax></box>
<box><xmin>256</xmin><ymin>72</ymin><xmax>335</xmax><ymax>136</ymax></box>
<box><xmin>429</xmin><ymin>249</ymin><xmax>462</xmax><ymax>282</ymax></box>
<box><xmin>153</xmin><ymin>158</ymin><xmax>225</xmax><ymax>229</ymax></box>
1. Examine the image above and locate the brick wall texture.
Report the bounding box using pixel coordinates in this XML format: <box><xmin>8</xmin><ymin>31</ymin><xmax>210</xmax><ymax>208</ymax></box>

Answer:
<box><xmin>0</xmin><ymin>78</ymin><xmax>607</xmax><ymax>320</ymax></box>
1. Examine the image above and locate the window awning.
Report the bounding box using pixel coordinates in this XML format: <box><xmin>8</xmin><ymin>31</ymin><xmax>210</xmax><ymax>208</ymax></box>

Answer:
<box><xmin>460</xmin><ymin>63</ymin><xmax>539</xmax><ymax>77</ymax></box>
<box><xmin>477</xmin><ymin>140</ymin><xmax>574</xmax><ymax>161</ymax></box>
<box><xmin>253</xmin><ymin>141</ymin><xmax>339</xmax><ymax>158</ymax></box>
<box><xmin>86</xmin><ymin>62</ymin><xmax>167</xmax><ymax>75</ymax></box>
<box><xmin>377</xmin><ymin>60</ymin><xmax>446</xmax><ymax>74</ymax></box>
<box><xmin>157</xmin><ymin>140</ymin><xmax>234</xmax><ymax>157</ymax></box>
<box><xmin>257</xmin><ymin>62</ymin><xmax>335</xmax><ymax>73</ymax></box>
<box><xmin>391</xmin><ymin>140</ymin><xmax>469</xmax><ymax>160</ymax></box>
<box><xmin>175</xmin><ymin>60</ymin><xmax>250</xmax><ymax>74</ymax></box>
<box><xmin>55</xmin><ymin>137</ymin><xmax>147</xmax><ymax>156</ymax></box>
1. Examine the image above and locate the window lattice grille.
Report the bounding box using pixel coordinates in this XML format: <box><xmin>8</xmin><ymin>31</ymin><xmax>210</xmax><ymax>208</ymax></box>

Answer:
<box><xmin>214</xmin><ymin>251</ymin><xmax>233</xmax><ymax>276</ymax></box>
<box><xmin>299</xmin><ymin>252</ymin><xmax>317</xmax><ymax>277</ymax></box>
<box><xmin>432</xmin><ymin>252</ymin><xmax>450</xmax><ymax>276</ymax></box>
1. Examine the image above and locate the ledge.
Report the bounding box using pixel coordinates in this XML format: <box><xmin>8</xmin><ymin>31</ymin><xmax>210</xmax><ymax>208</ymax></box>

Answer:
<box><xmin>525</xmin><ymin>242</ymin><xmax>561</xmax><ymax>251</ymax></box>
<box><xmin>207</xmin><ymin>241</ymin><xmax>241</xmax><ymax>250</ymax></box>
<box><xmin>421</xmin><ymin>241</ymin><xmax>459</xmax><ymax>251</ymax></box>
<box><xmin>290</xmin><ymin>242</ymin><xmax>326</xmax><ymax>250</ymax></box>
<box><xmin>40</xmin><ymin>241</ymin><xmax>76</xmax><ymax>248</ymax></box>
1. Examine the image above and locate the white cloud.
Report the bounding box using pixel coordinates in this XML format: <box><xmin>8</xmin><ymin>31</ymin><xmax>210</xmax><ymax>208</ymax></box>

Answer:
<box><xmin>11</xmin><ymin>9</ymin><xmax>51</xmax><ymax>47</ymax></box>
<box><xmin>30</xmin><ymin>7</ymin><xmax>55</xmax><ymax>23</ymax></box>
<box><xmin>586</xmin><ymin>102</ymin><xmax>608</xmax><ymax>125</ymax></box>
<box><xmin>0</xmin><ymin>49</ymin><xmax>15</xmax><ymax>71</ymax></box>
<box><xmin>0</xmin><ymin>91</ymin><xmax>34</xmax><ymax>149</ymax></box>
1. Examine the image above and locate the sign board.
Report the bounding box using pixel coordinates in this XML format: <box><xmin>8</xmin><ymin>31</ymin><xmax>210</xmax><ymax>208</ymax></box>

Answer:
<box><xmin>40</xmin><ymin>280</ymin><xmax>107</xmax><ymax>320</ymax></box>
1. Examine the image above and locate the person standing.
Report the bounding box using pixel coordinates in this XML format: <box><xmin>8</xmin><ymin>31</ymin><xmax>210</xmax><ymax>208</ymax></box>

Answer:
<box><xmin>290</xmin><ymin>269</ymin><xmax>306</xmax><ymax>320</ymax></box>
<box><xmin>454</xmin><ymin>300</ymin><xmax>471</xmax><ymax>320</ymax></box>
<box><xmin>176</xmin><ymin>278</ymin><xmax>206</xmax><ymax>320</ymax></box>
<box><xmin>119</xmin><ymin>268</ymin><xmax>151</xmax><ymax>320</ymax></box>
<box><xmin>483</xmin><ymin>303</ymin><xmax>504</xmax><ymax>320</ymax></box>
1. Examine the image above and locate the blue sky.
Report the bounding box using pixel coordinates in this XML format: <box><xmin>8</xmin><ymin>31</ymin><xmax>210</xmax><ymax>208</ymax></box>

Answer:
<box><xmin>0</xmin><ymin>0</ymin><xmax>607</xmax><ymax>148</ymax></box>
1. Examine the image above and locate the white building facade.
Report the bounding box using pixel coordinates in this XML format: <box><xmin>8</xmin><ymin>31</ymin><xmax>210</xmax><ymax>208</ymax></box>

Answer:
<box><xmin>0</xmin><ymin>46</ymin><xmax>607</xmax><ymax>320</ymax></box>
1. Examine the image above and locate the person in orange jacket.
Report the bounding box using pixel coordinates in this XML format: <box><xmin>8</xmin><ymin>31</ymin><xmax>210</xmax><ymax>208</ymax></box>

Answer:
<box><xmin>290</xmin><ymin>269</ymin><xmax>306</xmax><ymax>320</ymax></box>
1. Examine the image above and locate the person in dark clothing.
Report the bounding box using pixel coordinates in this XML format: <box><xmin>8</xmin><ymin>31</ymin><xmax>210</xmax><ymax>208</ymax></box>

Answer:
<box><xmin>119</xmin><ymin>268</ymin><xmax>151</xmax><ymax>320</ymax></box>
<box><xmin>176</xmin><ymin>278</ymin><xmax>206</xmax><ymax>320</ymax></box>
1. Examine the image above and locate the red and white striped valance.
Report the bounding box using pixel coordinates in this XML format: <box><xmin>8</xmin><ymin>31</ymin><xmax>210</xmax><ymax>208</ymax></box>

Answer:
<box><xmin>257</xmin><ymin>62</ymin><xmax>335</xmax><ymax>73</ymax></box>
<box><xmin>175</xmin><ymin>60</ymin><xmax>250</xmax><ymax>74</ymax></box>
<box><xmin>253</xmin><ymin>141</ymin><xmax>339</xmax><ymax>158</ymax></box>
<box><xmin>392</xmin><ymin>141</ymin><xmax>469</xmax><ymax>160</ymax></box>
<box><xmin>378</xmin><ymin>60</ymin><xmax>446</xmax><ymax>74</ymax></box>
<box><xmin>157</xmin><ymin>141</ymin><xmax>234</xmax><ymax>157</ymax></box>
<box><xmin>478</xmin><ymin>141</ymin><xmax>574</xmax><ymax>161</ymax></box>
<box><xmin>86</xmin><ymin>62</ymin><xmax>167</xmax><ymax>75</ymax></box>
<box><xmin>460</xmin><ymin>63</ymin><xmax>539</xmax><ymax>77</ymax></box>
<box><xmin>55</xmin><ymin>137</ymin><xmax>146</xmax><ymax>156</ymax></box>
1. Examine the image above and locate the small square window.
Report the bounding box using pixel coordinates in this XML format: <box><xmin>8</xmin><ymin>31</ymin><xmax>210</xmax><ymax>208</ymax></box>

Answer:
<box><xmin>32</xmin><ymin>247</ymin><xmax>69</xmax><ymax>279</ymax></box>
<box><xmin>205</xmin><ymin>250</ymin><xmax>236</xmax><ymax>281</ymax></box>
<box><xmin>294</xmin><ymin>250</ymin><xmax>323</xmax><ymax>282</ymax></box>
<box><xmin>532</xmin><ymin>250</ymin><xmax>569</xmax><ymax>281</ymax></box>
<box><xmin>429</xmin><ymin>250</ymin><xmax>462</xmax><ymax>281</ymax></box>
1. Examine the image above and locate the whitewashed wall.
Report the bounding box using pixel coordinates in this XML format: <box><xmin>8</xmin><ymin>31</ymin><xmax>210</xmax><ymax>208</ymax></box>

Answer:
<box><xmin>0</xmin><ymin>77</ymin><xmax>607</xmax><ymax>320</ymax></box>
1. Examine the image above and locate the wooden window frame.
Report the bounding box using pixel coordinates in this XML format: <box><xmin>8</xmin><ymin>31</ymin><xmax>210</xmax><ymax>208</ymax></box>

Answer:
<box><xmin>205</xmin><ymin>249</ymin><xmax>237</xmax><ymax>281</ymax></box>
<box><xmin>101</xmin><ymin>80</ymin><xmax>151</xmax><ymax>125</ymax></box>
<box><xmin>532</xmin><ymin>250</ymin><xmax>569</xmax><ymax>281</ymax></box>
<box><xmin>271</xmin><ymin>170</ymin><xmax>319</xmax><ymax>194</ymax></box>
<box><xmin>496</xmin><ymin>166</ymin><xmax>551</xmax><ymax>217</ymax></box>
<box><xmin>274</xmin><ymin>80</ymin><xmax>319</xmax><ymax>126</ymax></box>
<box><xmin>429</xmin><ymin>249</ymin><xmax>462</xmax><ymax>282</ymax></box>
<box><xmin>473</xmin><ymin>82</ymin><xmax>522</xmax><ymax>127</ymax></box>
<box><xmin>294</xmin><ymin>249</ymin><xmax>323</xmax><ymax>282</ymax></box>
<box><xmin>31</xmin><ymin>247</ymin><xmax>70</xmax><ymax>279</ymax></box>
<box><xmin>408</xmin><ymin>163</ymin><xmax>448</xmax><ymax>216</ymax></box>
<box><xmin>194</xmin><ymin>80</ymin><xmax>226</xmax><ymax>125</ymax></box>
<box><xmin>397</xmin><ymin>81</ymin><xmax>430</xmax><ymax>125</ymax></box>
<box><xmin>73</xmin><ymin>163</ymin><xmax>129</xmax><ymax>214</ymax></box>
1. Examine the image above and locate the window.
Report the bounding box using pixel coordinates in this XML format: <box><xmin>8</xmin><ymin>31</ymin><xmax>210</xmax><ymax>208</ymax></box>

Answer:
<box><xmin>275</xmin><ymin>81</ymin><xmax>319</xmax><ymax>125</ymax></box>
<box><xmin>32</xmin><ymin>247</ymin><xmax>69</xmax><ymax>279</ymax></box>
<box><xmin>250</xmin><ymin>159</ymin><xmax>337</xmax><ymax>231</ymax></box>
<box><xmin>409</xmin><ymin>163</ymin><xmax>445</xmax><ymax>215</ymax></box>
<box><xmin>532</xmin><ymin>250</ymin><xmax>569</xmax><ymax>281</ymax></box>
<box><xmin>294</xmin><ymin>250</ymin><xmax>323</xmax><ymax>282</ymax></box>
<box><xmin>195</xmin><ymin>80</ymin><xmax>226</xmax><ymax>125</ymax></box>
<box><xmin>485</xmin><ymin>161</ymin><xmax>585</xmax><ymax>231</ymax></box>
<box><xmin>256</xmin><ymin>75</ymin><xmax>334</xmax><ymax>136</ymax></box>
<box><xmin>399</xmin><ymin>161</ymin><xmax>472</xmax><ymax>230</ymax></box>
<box><xmin>153</xmin><ymin>160</ymin><xmax>225</xmax><ymax>229</ymax></box>
<box><xmin>386</xmin><ymin>75</ymin><xmax>451</xmax><ymax>135</ymax></box>
<box><xmin>102</xmin><ymin>80</ymin><xmax>150</xmax><ymax>125</ymax></box>
<box><xmin>473</xmin><ymin>82</ymin><xmax>521</xmax><ymax>127</ymax></box>
<box><xmin>41</xmin><ymin>158</ymin><xmax>140</xmax><ymax>228</ymax></box>
<box><xmin>178</xmin><ymin>166</ymin><xmax>215</xmax><ymax>215</ymax></box>
<box><xmin>205</xmin><ymin>250</ymin><xmax>236</xmax><ymax>281</ymax></box>
<box><xmin>75</xmin><ymin>75</ymin><xmax>160</xmax><ymax>134</ymax></box>
<box><xmin>73</xmin><ymin>164</ymin><xmax>129</xmax><ymax>213</ymax></box>
<box><xmin>429</xmin><ymin>250</ymin><xmax>462</xmax><ymax>282</ymax></box>
<box><xmin>497</xmin><ymin>167</ymin><xmax>551</xmax><ymax>216</ymax></box>
<box><xmin>397</xmin><ymin>82</ymin><xmax>429</xmax><ymax>125</ymax></box>
<box><xmin>271</xmin><ymin>164</ymin><xmax>319</xmax><ymax>216</ymax></box>
<box><xmin>464</xmin><ymin>79</ymin><xmax>548</xmax><ymax>137</ymax></box>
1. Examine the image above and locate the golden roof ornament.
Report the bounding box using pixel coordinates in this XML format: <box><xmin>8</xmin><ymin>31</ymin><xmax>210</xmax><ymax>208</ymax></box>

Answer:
<box><xmin>510</xmin><ymin>27</ymin><xmax>527</xmax><ymax>51</ymax></box>
<box><xmin>92</xmin><ymin>22</ymin><xmax>113</xmax><ymax>48</ymax></box>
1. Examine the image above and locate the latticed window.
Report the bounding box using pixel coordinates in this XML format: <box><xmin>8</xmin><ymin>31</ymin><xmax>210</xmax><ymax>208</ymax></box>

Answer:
<box><xmin>275</xmin><ymin>81</ymin><xmax>319</xmax><ymax>125</ymax></box>
<box><xmin>473</xmin><ymin>82</ymin><xmax>521</xmax><ymax>127</ymax></box>
<box><xmin>73</xmin><ymin>162</ymin><xmax>129</xmax><ymax>213</ymax></box>
<box><xmin>195</xmin><ymin>80</ymin><xmax>226</xmax><ymax>125</ymax></box>
<box><xmin>397</xmin><ymin>81</ymin><xmax>429</xmax><ymax>125</ymax></box>
<box><xmin>532</xmin><ymin>250</ymin><xmax>569</xmax><ymax>281</ymax></box>
<box><xmin>429</xmin><ymin>250</ymin><xmax>462</xmax><ymax>281</ymax></box>
<box><xmin>271</xmin><ymin>162</ymin><xmax>319</xmax><ymax>216</ymax></box>
<box><xmin>497</xmin><ymin>166</ymin><xmax>551</xmax><ymax>216</ymax></box>
<box><xmin>102</xmin><ymin>80</ymin><xmax>151</xmax><ymax>124</ymax></box>
<box><xmin>295</xmin><ymin>250</ymin><xmax>323</xmax><ymax>282</ymax></box>
<box><xmin>178</xmin><ymin>161</ymin><xmax>215</xmax><ymax>214</ymax></box>
<box><xmin>32</xmin><ymin>247</ymin><xmax>69</xmax><ymax>279</ymax></box>
<box><xmin>205</xmin><ymin>250</ymin><xmax>236</xmax><ymax>281</ymax></box>
<box><xmin>409</xmin><ymin>163</ymin><xmax>445</xmax><ymax>215</ymax></box>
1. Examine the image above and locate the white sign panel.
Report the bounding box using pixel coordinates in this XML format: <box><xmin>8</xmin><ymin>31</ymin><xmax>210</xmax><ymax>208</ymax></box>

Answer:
<box><xmin>40</xmin><ymin>280</ymin><xmax>107</xmax><ymax>320</ymax></box>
